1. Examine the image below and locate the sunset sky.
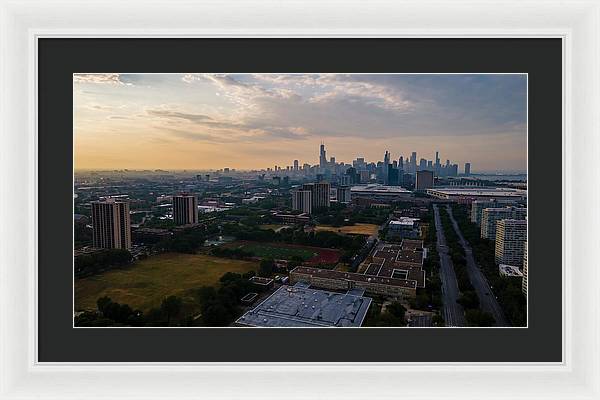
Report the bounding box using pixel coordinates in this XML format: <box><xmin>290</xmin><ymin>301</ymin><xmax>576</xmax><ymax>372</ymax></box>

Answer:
<box><xmin>74</xmin><ymin>73</ymin><xmax>527</xmax><ymax>173</ymax></box>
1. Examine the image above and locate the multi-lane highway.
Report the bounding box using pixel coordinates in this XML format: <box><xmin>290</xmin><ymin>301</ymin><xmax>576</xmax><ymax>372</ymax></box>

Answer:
<box><xmin>445</xmin><ymin>205</ymin><xmax>510</xmax><ymax>327</ymax></box>
<box><xmin>432</xmin><ymin>204</ymin><xmax>466</xmax><ymax>327</ymax></box>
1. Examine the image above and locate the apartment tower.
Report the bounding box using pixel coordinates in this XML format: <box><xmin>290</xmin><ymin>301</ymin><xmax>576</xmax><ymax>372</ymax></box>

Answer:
<box><xmin>91</xmin><ymin>198</ymin><xmax>131</xmax><ymax>250</ymax></box>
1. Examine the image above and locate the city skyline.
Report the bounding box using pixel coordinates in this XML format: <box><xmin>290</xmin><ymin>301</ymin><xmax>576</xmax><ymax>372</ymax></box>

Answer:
<box><xmin>74</xmin><ymin>73</ymin><xmax>527</xmax><ymax>172</ymax></box>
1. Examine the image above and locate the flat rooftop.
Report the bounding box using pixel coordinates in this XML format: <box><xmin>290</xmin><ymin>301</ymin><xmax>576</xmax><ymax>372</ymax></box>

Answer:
<box><xmin>426</xmin><ymin>187</ymin><xmax>526</xmax><ymax>197</ymax></box>
<box><xmin>402</xmin><ymin>239</ymin><xmax>424</xmax><ymax>251</ymax></box>
<box><xmin>351</xmin><ymin>184</ymin><xmax>412</xmax><ymax>195</ymax></box>
<box><xmin>292</xmin><ymin>266</ymin><xmax>418</xmax><ymax>289</ymax></box>
<box><xmin>499</xmin><ymin>264</ymin><xmax>524</xmax><ymax>277</ymax></box>
<box><xmin>362</xmin><ymin>240</ymin><xmax>426</xmax><ymax>288</ymax></box>
<box><xmin>235</xmin><ymin>285</ymin><xmax>372</xmax><ymax>327</ymax></box>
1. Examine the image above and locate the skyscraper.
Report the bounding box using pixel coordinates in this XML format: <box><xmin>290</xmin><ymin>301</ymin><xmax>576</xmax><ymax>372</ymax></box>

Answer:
<box><xmin>91</xmin><ymin>198</ymin><xmax>131</xmax><ymax>250</ymax></box>
<box><xmin>495</xmin><ymin>219</ymin><xmax>527</xmax><ymax>266</ymax></box>
<box><xmin>319</xmin><ymin>143</ymin><xmax>327</xmax><ymax>168</ymax></box>
<box><xmin>172</xmin><ymin>193</ymin><xmax>199</xmax><ymax>225</ymax></box>
<box><xmin>383</xmin><ymin>151</ymin><xmax>391</xmax><ymax>184</ymax></box>
<box><xmin>294</xmin><ymin>159</ymin><xmax>299</xmax><ymax>171</ymax></box>
<box><xmin>464</xmin><ymin>162</ymin><xmax>471</xmax><ymax>176</ymax></box>
<box><xmin>410</xmin><ymin>152</ymin><xmax>417</xmax><ymax>174</ymax></box>
<box><xmin>387</xmin><ymin>165</ymin><xmax>399</xmax><ymax>186</ymax></box>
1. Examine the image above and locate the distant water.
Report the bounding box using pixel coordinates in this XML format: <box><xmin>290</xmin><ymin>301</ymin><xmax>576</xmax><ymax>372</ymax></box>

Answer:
<box><xmin>472</xmin><ymin>174</ymin><xmax>527</xmax><ymax>182</ymax></box>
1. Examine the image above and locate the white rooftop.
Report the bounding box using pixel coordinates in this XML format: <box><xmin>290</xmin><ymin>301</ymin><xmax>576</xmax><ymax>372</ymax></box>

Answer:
<box><xmin>235</xmin><ymin>285</ymin><xmax>372</xmax><ymax>327</ymax></box>
<box><xmin>427</xmin><ymin>187</ymin><xmax>526</xmax><ymax>197</ymax></box>
<box><xmin>351</xmin><ymin>184</ymin><xmax>411</xmax><ymax>194</ymax></box>
<box><xmin>499</xmin><ymin>264</ymin><xmax>524</xmax><ymax>277</ymax></box>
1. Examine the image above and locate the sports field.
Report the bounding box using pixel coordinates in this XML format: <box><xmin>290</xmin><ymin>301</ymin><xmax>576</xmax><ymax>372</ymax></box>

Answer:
<box><xmin>227</xmin><ymin>241</ymin><xmax>341</xmax><ymax>264</ymax></box>
<box><xmin>232</xmin><ymin>242</ymin><xmax>317</xmax><ymax>260</ymax></box>
<box><xmin>74</xmin><ymin>253</ymin><xmax>258</xmax><ymax>312</ymax></box>
<box><xmin>314</xmin><ymin>223</ymin><xmax>379</xmax><ymax>236</ymax></box>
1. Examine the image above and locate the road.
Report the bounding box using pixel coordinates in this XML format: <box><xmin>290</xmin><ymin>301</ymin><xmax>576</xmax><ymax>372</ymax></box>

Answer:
<box><xmin>445</xmin><ymin>205</ymin><xmax>510</xmax><ymax>327</ymax></box>
<box><xmin>432</xmin><ymin>204</ymin><xmax>466</xmax><ymax>327</ymax></box>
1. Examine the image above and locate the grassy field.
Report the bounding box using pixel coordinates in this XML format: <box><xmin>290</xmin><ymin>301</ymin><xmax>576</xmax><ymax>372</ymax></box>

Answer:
<box><xmin>232</xmin><ymin>242</ymin><xmax>317</xmax><ymax>261</ymax></box>
<box><xmin>315</xmin><ymin>223</ymin><xmax>379</xmax><ymax>236</ymax></box>
<box><xmin>74</xmin><ymin>253</ymin><xmax>258</xmax><ymax>312</ymax></box>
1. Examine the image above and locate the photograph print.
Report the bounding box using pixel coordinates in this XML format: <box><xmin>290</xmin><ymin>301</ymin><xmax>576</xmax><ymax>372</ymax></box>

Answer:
<box><xmin>73</xmin><ymin>73</ymin><xmax>528</xmax><ymax>328</ymax></box>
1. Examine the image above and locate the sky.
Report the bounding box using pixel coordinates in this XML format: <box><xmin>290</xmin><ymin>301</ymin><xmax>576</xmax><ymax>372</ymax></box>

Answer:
<box><xmin>74</xmin><ymin>73</ymin><xmax>527</xmax><ymax>173</ymax></box>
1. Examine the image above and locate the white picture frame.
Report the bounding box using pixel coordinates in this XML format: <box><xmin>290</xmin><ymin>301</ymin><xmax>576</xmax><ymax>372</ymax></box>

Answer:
<box><xmin>1</xmin><ymin>0</ymin><xmax>599</xmax><ymax>399</ymax></box>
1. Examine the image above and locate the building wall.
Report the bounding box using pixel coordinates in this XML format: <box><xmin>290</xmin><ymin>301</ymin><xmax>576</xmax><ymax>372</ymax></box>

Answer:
<box><xmin>172</xmin><ymin>195</ymin><xmax>199</xmax><ymax>225</ymax></box>
<box><xmin>494</xmin><ymin>219</ymin><xmax>527</xmax><ymax>266</ymax></box>
<box><xmin>481</xmin><ymin>206</ymin><xmax>527</xmax><ymax>240</ymax></box>
<box><xmin>292</xmin><ymin>190</ymin><xmax>312</xmax><ymax>214</ymax></box>
<box><xmin>415</xmin><ymin>170</ymin><xmax>434</xmax><ymax>191</ymax></box>
<box><xmin>289</xmin><ymin>271</ymin><xmax>416</xmax><ymax>300</ymax></box>
<box><xmin>91</xmin><ymin>200</ymin><xmax>131</xmax><ymax>250</ymax></box>
<box><xmin>522</xmin><ymin>241</ymin><xmax>528</xmax><ymax>296</ymax></box>
<box><xmin>337</xmin><ymin>186</ymin><xmax>351</xmax><ymax>203</ymax></box>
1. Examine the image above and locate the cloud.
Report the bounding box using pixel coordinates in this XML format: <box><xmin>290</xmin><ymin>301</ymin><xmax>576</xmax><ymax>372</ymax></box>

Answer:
<box><xmin>74</xmin><ymin>73</ymin><xmax>133</xmax><ymax>86</ymax></box>
<box><xmin>85</xmin><ymin>104</ymin><xmax>114</xmax><ymax>111</ymax></box>
<box><xmin>146</xmin><ymin>105</ymin><xmax>310</xmax><ymax>143</ymax></box>
<box><xmin>147</xmin><ymin>109</ymin><xmax>213</xmax><ymax>122</ymax></box>
<box><xmin>75</xmin><ymin>73</ymin><xmax>527</xmax><ymax>170</ymax></box>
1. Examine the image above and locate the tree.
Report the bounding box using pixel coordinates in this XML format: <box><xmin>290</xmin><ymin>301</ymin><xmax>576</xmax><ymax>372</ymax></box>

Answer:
<box><xmin>97</xmin><ymin>296</ymin><xmax>112</xmax><ymax>314</ymax></box>
<box><xmin>386</xmin><ymin>302</ymin><xmax>407</xmax><ymax>321</ymax></box>
<box><xmin>457</xmin><ymin>291</ymin><xmax>480</xmax><ymax>310</ymax></box>
<box><xmin>432</xmin><ymin>314</ymin><xmax>445</xmax><ymax>327</ymax></box>
<box><xmin>258</xmin><ymin>258</ymin><xmax>275</xmax><ymax>277</ymax></box>
<box><xmin>161</xmin><ymin>296</ymin><xmax>183</xmax><ymax>326</ymax></box>
<box><xmin>465</xmin><ymin>309</ymin><xmax>495</xmax><ymax>327</ymax></box>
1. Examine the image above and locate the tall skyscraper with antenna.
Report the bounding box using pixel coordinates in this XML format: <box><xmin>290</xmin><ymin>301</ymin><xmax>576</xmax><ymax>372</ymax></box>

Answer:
<box><xmin>319</xmin><ymin>143</ymin><xmax>327</xmax><ymax>169</ymax></box>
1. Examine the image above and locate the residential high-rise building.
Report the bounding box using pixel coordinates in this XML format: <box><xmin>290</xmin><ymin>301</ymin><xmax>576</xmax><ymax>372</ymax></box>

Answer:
<box><xmin>522</xmin><ymin>241</ymin><xmax>528</xmax><ymax>296</ymax></box>
<box><xmin>471</xmin><ymin>199</ymin><xmax>513</xmax><ymax>225</ymax></box>
<box><xmin>172</xmin><ymin>193</ymin><xmax>199</xmax><ymax>225</ymax></box>
<box><xmin>495</xmin><ymin>219</ymin><xmax>527</xmax><ymax>266</ymax></box>
<box><xmin>464</xmin><ymin>162</ymin><xmax>471</xmax><ymax>176</ymax></box>
<box><xmin>481</xmin><ymin>206</ymin><xmax>527</xmax><ymax>240</ymax></box>
<box><xmin>415</xmin><ymin>170</ymin><xmax>434</xmax><ymax>191</ymax></box>
<box><xmin>303</xmin><ymin>182</ymin><xmax>331</xmax><ymax>209</ymax></box>
<box><xmin>292</xmin><ymin>190</ymin><xmax>312</xmax><ymax>214</ymax></box>
<box><xmin>91</xmin><ymin>198</ymin><xmax>131</xmax><ymax>250</ymax></box>
<box><xmin>337</xmin><ymin>186</ymin><xmax>351</xmax><ymax>203</ymax></box>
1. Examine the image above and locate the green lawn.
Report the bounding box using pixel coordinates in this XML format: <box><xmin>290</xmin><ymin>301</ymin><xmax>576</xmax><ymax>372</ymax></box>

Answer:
<box><xmin>234</xmin><ymin>242</ymin><xmax>317</xmax><ymax>261</ymax></box>
<box><xmin>74</xmin><ymin>253</ymin><xmax>258</xmax><ymax>312</ymax></box>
